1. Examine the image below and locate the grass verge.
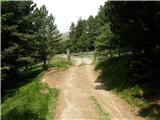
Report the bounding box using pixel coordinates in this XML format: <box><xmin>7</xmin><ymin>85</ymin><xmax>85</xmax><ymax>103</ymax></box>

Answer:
<box><xmin>96</xmin><ymin>54</ymin><xmax>160</xmax><ymax>120</ymax></box>
<box><xmin>1</xmin><ymin>73</ymin><xmax>59</xmax><ymax>120</ymax></box>
<box><xmin>91</xmin><ymin>96</ymin><xmax>111</xmax><ymax>120</ymax></box>
<box><xmin>1</xmin><ymin>56</ymin><xmax>70</xmax><ymax>120</ymax></box>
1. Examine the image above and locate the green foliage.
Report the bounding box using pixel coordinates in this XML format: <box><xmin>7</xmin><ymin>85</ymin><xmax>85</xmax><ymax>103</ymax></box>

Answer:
<box><xmin>2</xmin><ymin>1</ymin><xmax>160</xmax><ymax>119</ymax></box>
<box><xmin>1</xmin><ymin>1</ymin><xmax>37</xmax><ymax>97</ymax></box>
<box><xmin>69</xmin><ymin>18</ymin><xmax>88</xmax><ymax>52</ymax></box>
<box><xmin>58</xmin><ymin>32</ymin><xmax>69</xmax><ymax>53</ymax></box>
<box><xmin>86</xmin><ymin>16</ymin><xmax>97</xmax><ymax>50</ymax></box>
<box><xmin>96</xmin><ymin>53</ymin><xmax>160</xmax><ymax>120</ymax></box>
<box><xmin>1</xmin><ymin>1</ymin><xmax>62</xmax><ymax>97</ymax></box>
<box><xmin>2</xmin><ymin>55</ymin><xmax>69</xmax><ymax>98</ymax></box>
<box><xmin>94</xmin><ymin>1</ymin><xmax>121</xmax><ymax>59</ymax></box>
<box><xmin>69</xmin><ymin>16</ymin><xmax>98</xmax><ymax>52</ymax></box>
<box><xmin>109</xmin><ymin>1</ymin><xmax>160</xmax><ymax>53</ymax></box>
<box><xmin>1</xmin><ymin>1</ymin><xmax>35</xmax><ymax>68</ymax></box>
<box><xmin>96</xmin><ymin>55</ymin><xmax>132</xmax><ymax>90</ymax></box>
<box><xmin>58</xmin><ymin>39</ymin><xmax>68</xmax><ymax>54</ymax></box>
<box><xmin>95</xmin><ymin>23</ymin><xmax>113</xmax><ymax>51</ymax></box>
<box><xmin>95</xmin><ymin>1</ymin><xmax>160</xmax><ymax>109</ymax></box>
<box><xmin>32</xmin><ymin>5</ymin><xmax>61</xmax><ymax>66</ymax></box>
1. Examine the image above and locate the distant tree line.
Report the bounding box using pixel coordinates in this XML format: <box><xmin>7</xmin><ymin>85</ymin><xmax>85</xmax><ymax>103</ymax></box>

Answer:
<box><xmin>1</xmin><ymin>1</ymin><xmax>61</xmax><ymax>95</ymax></box>
<box><xmin>68</xmin><ymin>1</ymin><xmax>160</xmax><ymax>94</ymax></box>
<box><xmin>69</xmin><ymin>16</ymin><xmax>97</xmax><ymax>53</ymax></box>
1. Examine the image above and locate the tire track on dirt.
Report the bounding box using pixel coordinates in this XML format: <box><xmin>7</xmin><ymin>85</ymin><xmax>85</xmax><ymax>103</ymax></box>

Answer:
<box><xmin>43</xmin><ymin>58</ymin><xmax>144</xmax><ymax>120</ymax></box>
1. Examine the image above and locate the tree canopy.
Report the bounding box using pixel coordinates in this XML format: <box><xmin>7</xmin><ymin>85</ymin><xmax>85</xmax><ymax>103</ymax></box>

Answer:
<box><xmin>1</xmin><ymin>1</ymin><xmax>62</xmax><ymax>96</ymax></box>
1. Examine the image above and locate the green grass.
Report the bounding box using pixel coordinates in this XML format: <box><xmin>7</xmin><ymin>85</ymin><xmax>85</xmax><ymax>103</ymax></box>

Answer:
<box><xmin>1</xmin><ymin>73</ymin><xmax>59</xmax><ymax>120</ymax></box>
<box><xmin>113</xmin><ymin>86</ymin><xmax>148</xmax><ymax>109</ymax></box>
<box><xmin>91</xmin><ymin>96</ymin><xmax>111</xmax><ymax>120</ymax></box>
<box><xmin>27</xmin><ymin>56</ymin><xmax>70</xmax><ymax>70</ymax></box>
<box><xmin>113</xmin><ymin>87</ymin><xmax>160</xmax><ymax>120</ymax></box>
<box><xmin>1</xmin><ymin>56</ymin><xmax>70</xmax><ymax>120</ymax></box>
<box><xmin>96</xmin><ymin>54</ymin><xmax>160</xmax><ymax>120</ymax></box>
<box><xmin>50</xmin><ymin>56</ymin><xmax>70</xmax><ymax>68</ymax></box>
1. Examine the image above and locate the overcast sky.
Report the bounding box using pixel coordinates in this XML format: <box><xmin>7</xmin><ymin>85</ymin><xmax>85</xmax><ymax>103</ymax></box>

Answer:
<box><xmin>33</xmin><ymin>0</ymin><xmax>106</xmax><ymax>33</ymax></box>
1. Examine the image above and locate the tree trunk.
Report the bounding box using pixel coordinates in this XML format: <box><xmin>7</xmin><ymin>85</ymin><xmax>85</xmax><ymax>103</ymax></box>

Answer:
<box><xmin>42</xmin><ymin>53</ymin><xmax>46</xmax><ymax>68</ymax></box>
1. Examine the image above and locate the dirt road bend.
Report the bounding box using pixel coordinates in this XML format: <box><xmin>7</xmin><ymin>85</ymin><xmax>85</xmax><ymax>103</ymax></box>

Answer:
<box><xmin>43</xmin><ymin>58</ymin><xmax>144</xmax><ymax>120</ymax></box>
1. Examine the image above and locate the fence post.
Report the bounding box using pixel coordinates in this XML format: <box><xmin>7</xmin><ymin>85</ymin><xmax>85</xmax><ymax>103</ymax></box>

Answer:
<box><xmin>67</xmin><ymin>49</ymin><xmax>71</xmax><ymax>63</ymax></box>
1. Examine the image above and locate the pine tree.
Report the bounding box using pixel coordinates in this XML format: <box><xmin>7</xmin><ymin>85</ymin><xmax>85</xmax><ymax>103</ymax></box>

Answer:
<box><xmin>69</xmin><ymin>22</ymin><xmax>76</xmax><ymax>51</ymax></box>
<box><xmin>1</xmin><ymin>1</ymin><xmax>35</xmax><ymax>73</ymax></box>
<box><xmin>86</xmin><ymin>16</ymin><xmax>97</xmax><ymax>51</ymax></box>
<box><xmin>1</xmin><ymin>1</ymin><xmax>36</xmax><ymax>95</ymax></box>
<box><xmin>72</xmin><ymin>18</ymin><xmax>86</xmax><ymax>52</ymax></box>
<box><xmin>32</xmin><ymin>5</ymin><xmax>61</xmax><ymax>67</ymax></box>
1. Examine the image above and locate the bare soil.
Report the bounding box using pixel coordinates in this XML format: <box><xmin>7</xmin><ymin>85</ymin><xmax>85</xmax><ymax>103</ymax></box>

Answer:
<box><xmin>42</xmin><ymin>57</ymin><xmax>144</xmax><ymax>120</ymax></box>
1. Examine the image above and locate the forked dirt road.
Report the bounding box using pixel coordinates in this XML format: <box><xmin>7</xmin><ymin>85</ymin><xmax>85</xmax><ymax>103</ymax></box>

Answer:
<box><xmin>43</xmin><ymin>57</ymin><xmax>144</xmax><ymax>120</ymax></box>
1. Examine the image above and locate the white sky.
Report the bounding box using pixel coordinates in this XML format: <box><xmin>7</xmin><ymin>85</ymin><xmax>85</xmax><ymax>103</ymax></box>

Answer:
<box><xmin>33</xmin><ymin>0</ymin><xmax>107</xmax><ymax>33</ymax></box>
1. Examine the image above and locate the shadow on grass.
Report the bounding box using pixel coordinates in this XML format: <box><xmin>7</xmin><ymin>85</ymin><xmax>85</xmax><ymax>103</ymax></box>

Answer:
<box><xmin>95</xmin><ymin>54</ymin><xmax>133</xmax><ymax>91</ymax></box>
<box><xmin>1</xmin><ymin>107</ymin><xmax>44</xmax><ymax>120</ymax></box>
<box><xmin>139</xmin><ymin>103</ymin><xmax>160</xmax><ymax>120</ymax></box>
<box><xmin>2</xmin><ymin>56</ymin><xmax>69</xmax><ymax>101</ymax></box>
<box><xmin>95</xmin><ymin>54</ymin><xmax>160</xmax><ymax>119</ymax></box>
<box><xmin>2</xmin><ymin>63</ymin><xmax>45</xmax><ymax>102</ymax></box>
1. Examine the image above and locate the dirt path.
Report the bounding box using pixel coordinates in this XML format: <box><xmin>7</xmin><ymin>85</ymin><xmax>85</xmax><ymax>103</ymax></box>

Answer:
<box><xmin>43</xmin><ymin>58</ymin><xmax>144</xmax><ymax>120</ymax></box>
